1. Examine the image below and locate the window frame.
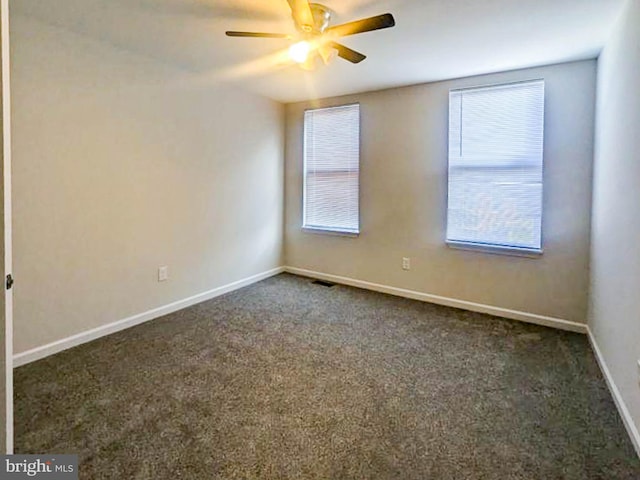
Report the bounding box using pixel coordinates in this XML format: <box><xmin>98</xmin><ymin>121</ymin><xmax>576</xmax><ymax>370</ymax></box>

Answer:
<box><xmin>445</xmin><ymin>79</ymin><xmax>545</xmax><ymax>258</ymax></box>
<box><xmin>302</xmin><ymin>103</ymin><xmax>361</xmax><ymax>236</ymax></box>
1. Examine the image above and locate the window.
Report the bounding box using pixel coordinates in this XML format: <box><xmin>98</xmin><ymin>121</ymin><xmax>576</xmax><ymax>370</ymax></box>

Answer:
<box><xmin>303</xmin><ymin>104</ymin><xmax>360</xmax><ymax>234</ymax></box>
<box><xmin>446</xmin><ymin>80</ymin><xmax>545</xmax><ymax>255</ymax></box>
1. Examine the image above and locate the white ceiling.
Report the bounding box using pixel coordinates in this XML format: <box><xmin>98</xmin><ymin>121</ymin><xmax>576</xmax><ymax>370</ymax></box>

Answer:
<box><xmin>12</xmin><ymin>0</ymin><xmax>625</xmax><ymax>103</ymax></box>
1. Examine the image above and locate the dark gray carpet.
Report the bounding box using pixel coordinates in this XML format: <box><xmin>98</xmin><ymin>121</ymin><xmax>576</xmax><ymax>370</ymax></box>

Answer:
<box><xmin>15</xmin><ymin>273</ymin><xmax>640</xmax><ymax>479</ymax></box>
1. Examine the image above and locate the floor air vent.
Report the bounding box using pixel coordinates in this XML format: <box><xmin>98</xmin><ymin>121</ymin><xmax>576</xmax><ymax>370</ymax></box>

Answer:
<box><xmin>312</xmin><ymin>279</ymin><xmax>335</xmax><ymax>287</ymax></box>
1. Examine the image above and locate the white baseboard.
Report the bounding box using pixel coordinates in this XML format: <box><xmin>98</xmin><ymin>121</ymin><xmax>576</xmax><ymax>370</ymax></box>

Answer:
<box><xmin>284</xmin><ymin>266</ymin><xmax>587</xmax><ymax>334</ymax></box>
<box><xmin>587</xmin><ymin>327</ymin><xmax>640</xmax><ymax>458</ymax></box>
<box><xmin>13</xmin><ymin>267</ymin><xmax>285</xmax><ymax>367</ymax></box>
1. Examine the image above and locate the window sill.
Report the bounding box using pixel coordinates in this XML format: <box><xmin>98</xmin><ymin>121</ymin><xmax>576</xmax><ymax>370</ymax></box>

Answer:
<box><xmin>447</xmin><ymin>240</ymin><xmax>542</xmax><ymax>258</ymax></box>
<box><xmin>302</xmin><ymin>226</ymin><xmax>359</xmax><ymax>237</ymax></box>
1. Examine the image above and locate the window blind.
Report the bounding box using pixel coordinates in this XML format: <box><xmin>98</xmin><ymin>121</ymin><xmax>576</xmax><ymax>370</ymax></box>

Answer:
<box><xmin>447</xmin><ymin>80</ymin><xmax>545</xmax><ymax>252</ymax></box>
<box><xmin>303</xmin><ymin>104</ymin><xmax>360</xmax><ymax>234</ymax></box>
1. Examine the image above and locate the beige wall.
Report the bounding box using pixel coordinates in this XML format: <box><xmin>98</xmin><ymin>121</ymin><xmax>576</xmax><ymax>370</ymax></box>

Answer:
<box><xmin>285</xmin><ymin>60</ymin><xmax>596</xmax><ymax>324</ymax></box>
<box><xmin>590</xmin><ymin>0</ymin><xmax>640</xmax><ymax>449</ymax></box>
<box><xmin>11</xmin><ymin>14</ymin><xmax>284</xmax><ymax>354</ymax></box>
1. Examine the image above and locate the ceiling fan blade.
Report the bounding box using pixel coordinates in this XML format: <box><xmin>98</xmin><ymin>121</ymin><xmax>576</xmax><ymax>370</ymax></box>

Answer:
<box><xmin>286</xmin><ymin>0</ymin><xmax>314</xmax><ymax>31</ymax></box>
<box><xmin>226</xmin><ymin>31</ymin><xmax>291</xmax><ymax>38</ymax></box>
<box><xmin>329</xmin><ymin>42</ymin><xmax>366</xmax><ymax>64</ymax></box>
<box><xmin>326</xmin><ymin>13</ymin><xmax>395</xmax><ymax>38</ymax></box>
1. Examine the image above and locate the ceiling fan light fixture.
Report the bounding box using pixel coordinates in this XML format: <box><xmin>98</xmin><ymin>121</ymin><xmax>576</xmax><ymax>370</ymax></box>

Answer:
<box><xmin>226</xmin><ymin>1</ymin><xmax>396</xmax><ymax>67</ymax></box>
<box><xmin>289</xmin><ymin>40</ymin><xmax>311</xmax><ymax>63</ymax></box>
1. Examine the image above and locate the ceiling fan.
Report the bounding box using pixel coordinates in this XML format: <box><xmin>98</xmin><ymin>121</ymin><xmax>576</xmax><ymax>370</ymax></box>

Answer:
<box><xmin>225</xmin><ymin>0</ymin><xmax>395</xmax><ymax>69</ymax></box>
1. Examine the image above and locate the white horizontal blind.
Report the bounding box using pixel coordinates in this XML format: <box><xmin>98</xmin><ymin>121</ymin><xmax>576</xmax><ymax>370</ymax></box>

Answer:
<box><xmin>303</xmin><ymin>104</ymin><xmax>360</xmax><ymax>234</ymax></box>
<box><xmin>447</xmin><ymin>80</ymin><xmax>545</xmax><ymax>252</ymax></box>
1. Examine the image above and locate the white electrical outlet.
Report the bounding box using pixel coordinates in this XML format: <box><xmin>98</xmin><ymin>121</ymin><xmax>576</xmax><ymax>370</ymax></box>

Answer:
<box><xmin>158</xmin><ymin>266</ymin><xmax>168</xmax><ymax>282</ymax></box>
<box><xmin>402</xmin><ymin>257</ymin><xmax>411</xmax><ymax>270</ymax></box>
<box><xmin>637</xmin><ymin>360</ymin><xmax>640</xmax><ymax>386</ymax></box>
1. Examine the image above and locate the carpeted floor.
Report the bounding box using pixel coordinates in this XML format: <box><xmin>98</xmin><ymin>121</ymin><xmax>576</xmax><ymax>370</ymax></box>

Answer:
<box><xmin>15</xmin><ymin>273</ymin><xmax>640</xmax><ymax>479</ymax></box>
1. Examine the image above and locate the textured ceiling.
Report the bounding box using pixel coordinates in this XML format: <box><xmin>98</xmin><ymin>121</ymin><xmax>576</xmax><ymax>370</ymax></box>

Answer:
<box><xmin>11</xmin><ymin>0</ymin><xmax>626</xmax><ymax>102</ymax></box>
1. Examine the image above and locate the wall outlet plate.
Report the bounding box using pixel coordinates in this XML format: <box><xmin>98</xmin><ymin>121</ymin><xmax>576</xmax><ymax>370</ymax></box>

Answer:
<box><xmin>158</xmin><ymin>266</ymin><xmax>168</xmax><ymax>282</ymax></box>
<box><xmin>402</xmin><ymin>257</ymin><xmax>411</xmax><ymax>270</ymax></box>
